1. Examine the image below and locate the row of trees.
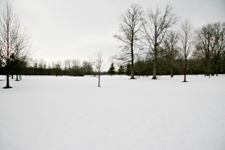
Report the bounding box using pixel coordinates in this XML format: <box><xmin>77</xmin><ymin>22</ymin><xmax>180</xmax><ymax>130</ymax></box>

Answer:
<box><xmin>1</xmin><ymin>3</ymin><xmax>225</xmax><ymax>88</ymax></box>
<box><xmin>108</xmin><ymin>54</ymin><xmax>225</xmax><ymax>77</ymax></box>
<box><xmin>113</xmin><ymin>4</ymin><xmax>225</xmax><ymax>81</ymax></box>
<box><xmin>24</xmin><ymin>58</ymin><xmax>93</xmax><ymax>76</ymax></box>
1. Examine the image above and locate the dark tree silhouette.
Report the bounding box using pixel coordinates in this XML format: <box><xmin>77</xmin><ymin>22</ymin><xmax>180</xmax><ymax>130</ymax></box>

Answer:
<box><xmin>114</xmin><ymin>4</ymin><xmax>143</xmax><ymax>79</ymax></box>
<box><xmin>162</xmin><ymin>30</ymin><xmax>180</xmax><ymax>77</ymax></box>
<box><xmin>117</xmin><ymin>65</ymin><xmax>124</xmax><ymax>76</ymax></box>
<box><xmin>125</xmin><ymin>63</ymin><xmax>131</xmax><ymax>76</ymax></box>
<box><xmin>0</xmin><ymin>2</ymin><xmax>30</xmax><ymax>88</ymax></box>
<box><xmin>108</xmin><ymin>63</ymin><xmax>116</xmax><ymax>76</ymax></box>
<box><xmin>194</xmin><ymin>22</ymin><xmax>225</xmax><ymax>77</ymax></box>
<box><xmin>142</xmin><ymin>4</ymin><xmax>178</xmax><ymax>79</ymax></box>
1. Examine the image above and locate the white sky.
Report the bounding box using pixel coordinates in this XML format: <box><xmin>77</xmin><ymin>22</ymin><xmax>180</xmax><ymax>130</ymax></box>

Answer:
<box><xmin>0</xmin><ymin>0</ymin><xmax>225</xmax><ymax>70</ymax></box>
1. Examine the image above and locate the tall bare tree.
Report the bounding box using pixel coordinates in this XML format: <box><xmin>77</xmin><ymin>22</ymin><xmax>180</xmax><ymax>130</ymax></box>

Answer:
<box><xmin>142</xmin><ymin>4</ymin><xmax>178</xmax><ymax>79</ymax></box>
<box><xmin>194</xmin><ymin>23</ymin><xmax>215</xmax><ymax>77</ymax></box>
<box><xmin>0</xmin><ymin>2</ymin><xmax>30</xmax><ymax>88</ymax></box>
<box><xmin>114</xmin><ymin>4</ymin><xmax>143</xmax><ymax>79</ymax></box>
<box><xmin>179</xmin><ymin>19</ymin><xmax>193</xmax><ymax>82</ymax></box>
<box><xmin>162</xmin><ymin>30</ymin><xmax>180</xmax><ymax>77</ymax></box>
<box><xmin>212</xmin><ymin>22</ymin><xmax>225</xmax><ymax>76</ymax></box>
<box><xmin>194</xmin><ymin>22</ymin><xmax>225</xmax><ymax>77</ymax></box>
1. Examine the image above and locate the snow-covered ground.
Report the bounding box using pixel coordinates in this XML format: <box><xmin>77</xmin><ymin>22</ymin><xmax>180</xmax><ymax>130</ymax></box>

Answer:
<box><xmin>0</xmin><ymin>75</ymin><xmax>225</xmax><ymax>150</ymax></box>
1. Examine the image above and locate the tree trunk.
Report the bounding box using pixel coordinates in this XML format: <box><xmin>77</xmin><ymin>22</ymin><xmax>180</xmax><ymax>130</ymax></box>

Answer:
<box><xmin>98</xmin><ymin>72</ymin><xmax>100</xmax><ymax>87</ymax></box>
<box><xmin>171</xmin><ymin>67</ymin><xmax>174</xmax><ymax>77</ymax></box>
<box><xmin>16</xmin><ymin>75</ymin><xmax>19</xmax><ymax>81</ymax></box>
<box><xmin>130</xmin><ymin>44</ymin><xmax>135</xmax><ymax>79</ymax></box>
<box><xmin>130</xmin><ymin>68</ymin><xmax>135</xmax><ymax>79</ymax></box>
<box><xmin>183</xmin><ymin>54</ymin><xmax>187</xmax><ymax>82</ymax></box>
<box><xmin>4</xmin><ymin>73</ymin><xmax>12</xmax><ymax>89</ymax></box>
<box><xmin>184</xmin><ymin>74</ymin><xmax>186</xmax><ymax>82</ymax></box>
<box><xmin>152</xmin><ymin>49</ymin><xmax>157</xmax><ymax>79</ymax></box>
<box><xmin>207</xmin><ymin>58</ymin><xmax>211</xmax><ymax>78</ymax></box>
<box><xmin>215</xmin><ymin>62</ymin><xmax>219</xmax><ymax>76</ymax></box>
<box><xmin>204</xmin><ymin>68</ymin><xmax>207</xmax><ymax>76</ymax></box>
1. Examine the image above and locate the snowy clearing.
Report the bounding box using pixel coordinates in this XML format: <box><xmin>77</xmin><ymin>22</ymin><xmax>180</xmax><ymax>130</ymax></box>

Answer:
<box><xmin>0</xmin><ymin>75</ymin><xmax>225</xmax><ymax>150</ymax></box>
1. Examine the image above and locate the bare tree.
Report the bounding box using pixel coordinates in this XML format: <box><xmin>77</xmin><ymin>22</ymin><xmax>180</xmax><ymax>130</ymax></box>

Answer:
<box><xmin>212</xmin><ymin>22</ymin><xmax>225</xmax><ymax>76</ymax></box>
<box><xmin>142</xmin><ymin>4</ymin><xmax>178</xmax><ymax>79</ymax></box>
<box><xmin>82</xmin><ymin>61</ymin><xmax>93</xmax><ymax>75</ymax></box>
<box><xmin>38</xmin><ymin>58</ymin><xmax>45</xmax><ymax>75</ymax></box>
<box><xmin>70</xmin><ymin>59</ymin><xmax>84</xmax><ymax>76</ymax></box>
<box><xmin>114</xmin><ymin>4</ymin><xmax>143</xmax><ymax>79</ymax></box>
<box><xmin>0</xmin><ymin>2</ymin><xmax>30</xmax><ymax>88</ymax></box>
<box><xmin>90</xmin><ymin>52</ymin><xmax>104</xmax><ymax>87</ymax></box>
<box><xmin>162</xmin><ymin>30</ymin><xmax>180</xmax><ymax>77</ymax></box>
<box><xmin>179</xmin><ymin>19</ymin><xmax>193</xmax><ymax>82</ymax></box>
<box><xmin>64</xmin><ymin>59</ymin><xmax>71</xmax><ymax>69</ymax></box>
<box><xmin>64</xmin><ymin>59</ymin><xmax>71</xmax><ymax>75</ymax></box>
<box><xmin>72</xmin><ymin>59</ymin><xmax>81</xmax><ymax>69</ymax></box>
<box><xmin>194</xmin><ymin>22</ymin><xmax>225</xmax><ymax>77</ymax></box>
<box><xmin>55</xmin><ymin>60</ymin><xmax>62</xmax><ymax>76</ymax></box>
<box><xmin>194</xmin><ymin>23</ymin><xmax>215</xmax><ymax>77</ymax></box>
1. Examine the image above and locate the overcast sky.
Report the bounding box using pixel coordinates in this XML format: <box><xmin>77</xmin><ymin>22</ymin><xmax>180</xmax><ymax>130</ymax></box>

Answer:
<box><xmin>0</xmin><ymin>0</ymin><xmax>225</xmax><ymax>69</ymax></box>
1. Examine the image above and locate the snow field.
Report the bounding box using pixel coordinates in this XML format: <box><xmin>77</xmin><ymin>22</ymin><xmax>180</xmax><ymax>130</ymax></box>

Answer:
<box><xmin>0</xmin><ymin>75</ymin><xmax>225</xmax><ymax>150</ymax></box>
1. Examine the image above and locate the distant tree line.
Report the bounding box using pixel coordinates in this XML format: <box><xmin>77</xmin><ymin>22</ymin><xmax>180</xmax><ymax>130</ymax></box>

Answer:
<box><xmin>2</xmin><ymin>58</ymin><xmax>94</xmax><ymax>76</ymax></box>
